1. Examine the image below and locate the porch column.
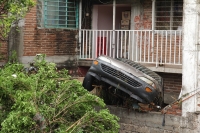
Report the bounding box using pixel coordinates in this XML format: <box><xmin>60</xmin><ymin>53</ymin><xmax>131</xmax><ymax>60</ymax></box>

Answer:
<box><xmin>152</xmin><ymin>0</ymin><xmax>155</xmax><ymax>31</ymax></box>
<box><xmin>112</xmin><ymin>0</ymin><xmax>116</xmax><ymax>58</ymax></box>
<box><xmin>182</xmin><ymin>0</ymin><xmax>200</xmax><ymax>116</ymax></box>
<box><xmin>78</xmin><ymin>0</ymin><xmax>82</xmax><ymax>57</ymax></box>
<box><xmin>151</xmin><ymin>0</ymin><xmax>155</xmax><ymax>63</ymax></box>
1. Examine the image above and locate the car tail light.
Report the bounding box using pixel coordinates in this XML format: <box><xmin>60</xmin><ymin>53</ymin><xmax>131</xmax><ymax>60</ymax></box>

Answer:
<box><xmin>93</xmin><ymin>60</ymin><xmax>98</xmax><ymax>65</ymax></box>
<box><xmin>145</xmin><ymin>87</ymin><xmax>152</xmax><ymax>92</ymax></box>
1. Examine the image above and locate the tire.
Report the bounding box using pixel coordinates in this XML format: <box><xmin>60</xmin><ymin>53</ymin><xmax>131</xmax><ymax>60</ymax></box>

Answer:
<box><xmin>82</xmin><ymin>73</ymin><xmax>95</xmax><ymax>91</ymax></box>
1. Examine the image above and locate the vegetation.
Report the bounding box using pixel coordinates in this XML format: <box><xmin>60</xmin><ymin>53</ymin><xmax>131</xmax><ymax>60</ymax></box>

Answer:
<box><xmin>0</xmin><ymin>54</ymin><xmax>119</xmax><ymax>132</ymax></box>
<box><xmin>0</xmin><ymin>0</ymin><xmax>35</xmax><ymax>40</ymax></box>
<box><xmin>0</xmin><ymin>1</ymin><xmax>120</xmax><ymax>131</ymax></box>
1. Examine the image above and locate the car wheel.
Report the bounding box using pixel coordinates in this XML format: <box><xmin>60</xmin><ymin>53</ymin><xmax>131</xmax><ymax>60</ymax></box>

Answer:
<box><xmin>82</xmin><ymin>73</ymin><xmax>95</xmax><ymax>91</ymax></box>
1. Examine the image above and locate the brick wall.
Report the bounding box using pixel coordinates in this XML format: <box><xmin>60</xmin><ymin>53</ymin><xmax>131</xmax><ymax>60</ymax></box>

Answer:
<box><xmin>158</xmin><ymin>72</ymin><xmax>182</xmax><ymax>94</ymax></box>
<box><xmin>23</xmin><ymin>1</ymin><xmax>78</xmax><ymax>57</ymax></box>
<box><xmin>142</xmin><ymin>0</ymin><xmax>152</xmax><ymax>30</ymax></box>
<box><xmin>135</xmin><ymin>0</ymin><xmax>182</xmax><ymax>64</ymax></box>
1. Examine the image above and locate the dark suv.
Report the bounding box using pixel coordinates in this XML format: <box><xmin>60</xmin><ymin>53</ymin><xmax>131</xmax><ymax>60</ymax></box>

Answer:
<box><xmin>82</xmin><ymin>55</ymin><xmax>163</xmax><ymax>109</ymax></box>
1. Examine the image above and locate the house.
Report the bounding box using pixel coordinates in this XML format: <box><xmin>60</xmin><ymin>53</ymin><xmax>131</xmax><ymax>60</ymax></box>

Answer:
<box><xmin>2</xmin><ymin>0</ymin><xmax>200</xmax><ymax>131</ymax></box>
<box><xmin>0</xmin><ymin>0</ymin><xmax>182</xmax><ymax>106</ymax></box>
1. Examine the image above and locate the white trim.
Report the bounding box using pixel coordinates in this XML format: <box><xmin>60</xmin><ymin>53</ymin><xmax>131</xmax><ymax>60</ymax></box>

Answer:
<box><xmin>79</xmin><ymin>0</ymin><xmax>82</xmax><ymax>55</ymax></box>
<box><xmin>112</xmin><ymin>0</ymin><xmax>116</xmax><ymax>58</ymax></box>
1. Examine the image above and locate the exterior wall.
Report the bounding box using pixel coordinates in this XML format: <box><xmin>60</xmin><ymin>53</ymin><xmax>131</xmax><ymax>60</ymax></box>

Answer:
<box><xmin>143</xmin><ymin>0</ymin><xmax>152</xmax><ymax>30</ymax></box>
<box><xmin>107</xmin><ymin>106</ymin><xmax>200</xmax><ymax>133</ymax></box>
<box><xmin>132</xmin><ymin>0</ymin><xmax>182</xmax><ymax>65</ymax></box>
<box><xmin>154</xmin><ymin>34</ymin><xmax>182</xmax><ymax>65</ymax></box>
<box><xmin>132</xmin><ymin>0</ymin><xmax>152</xmax><ymax>30</ymax></box>
<box><xmin>159</xmin><ymin>73</ymin><xmax>182</xmax><ymax>94</ymax></box>
<box><xmin>17</xmin><ymin>0</ymin><xmax>78</xmax><ymax>67</ymax></box>
<box><xmin>158</xmin><ymin>72</ymin><xmax>182</xmax><ymax>104</ymax></box>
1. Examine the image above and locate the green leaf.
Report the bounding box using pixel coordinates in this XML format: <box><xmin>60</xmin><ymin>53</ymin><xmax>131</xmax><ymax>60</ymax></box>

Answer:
<box><xmin>0</xmin><ymin>54</ymin><xmax>119</xmax><ymax>132</ymax></box>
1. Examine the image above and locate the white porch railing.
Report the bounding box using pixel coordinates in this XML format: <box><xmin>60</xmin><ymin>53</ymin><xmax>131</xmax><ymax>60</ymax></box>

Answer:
<box><xmin>79</xmin><ymin>30</ymin><xmax>182</xmax><ymax>66</ymax></box>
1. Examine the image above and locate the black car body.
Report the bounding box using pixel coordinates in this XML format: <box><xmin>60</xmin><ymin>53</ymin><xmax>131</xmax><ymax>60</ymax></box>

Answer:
<box><xmin>82</xmin><ymin>55</ymin><xmax>163</xmax><ymax>108</ymax></box>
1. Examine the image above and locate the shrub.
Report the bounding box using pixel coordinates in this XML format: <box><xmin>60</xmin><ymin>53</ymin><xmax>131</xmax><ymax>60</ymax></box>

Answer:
<box><xmin>0</xmin><ymin>54</ymin><xmax>119</xmax><ymax>133</ymax></box>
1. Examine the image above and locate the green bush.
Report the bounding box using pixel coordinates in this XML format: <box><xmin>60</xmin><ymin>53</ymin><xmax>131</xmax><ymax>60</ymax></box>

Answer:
<box><xmin>0</xmin><ymin>54</ymin><xmax>119</xmax><ymax>133</ymax></box>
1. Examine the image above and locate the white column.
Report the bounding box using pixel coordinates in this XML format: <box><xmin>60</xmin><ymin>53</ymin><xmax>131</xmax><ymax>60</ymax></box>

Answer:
<box><xmin>79</xmin><ymin>0</ymin><xmax>82</xmax><ymax>31</ymax></box>
<box><xmin>78</xmin><ymin>0</ymin><xmax>82</xmax><ymax>58</ymax></box>
<box><xmin>152</xmin><ymin>0</ymin><xmax>155</xmax><ymax>31</ymax></box>
<box><xmin>151</xmin><ymin>0</ymin><xmax>155</xmax><ymax>59</ymax></box>
<box><xmin>112</xmin><ymin>0</ymin><xmax>116</xmax><ymax>58</ymax></box>
<box><xmin>182</xmin><ymin>0</ymin><xmax>200</xmax><ymax>116</ymax></box>
<box><xmin>113</xmin><ymin>0</ymin><xmax>116</xmax><ymax>31</ymax></box>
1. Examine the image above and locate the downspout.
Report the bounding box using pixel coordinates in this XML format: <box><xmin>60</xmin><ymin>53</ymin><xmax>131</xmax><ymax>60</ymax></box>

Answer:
<box><xmin>78</xmin><ymin>0</ymin><xmax>82</xmax><ymax>58</ymax></box>
<box><xmin>112</xmin><ymin>0</ymin><xmax>116</xmax><ymax>58</ymax></box>
<box><xmin>152</xmin><ymin>0</ymin><xmax>156</xmax><ymax>66</ymax></box>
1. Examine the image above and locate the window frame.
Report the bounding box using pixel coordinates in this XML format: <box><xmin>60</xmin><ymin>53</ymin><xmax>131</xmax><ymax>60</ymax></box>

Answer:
<box><xmin>155</xmin><ymin>0</ymin><xmax>183</xmax><ymax>30</ymax></box>
<box><xmin>37</xmin><ymin>0</ymin><xmax>79</xmax><ymax>29</ymax></box>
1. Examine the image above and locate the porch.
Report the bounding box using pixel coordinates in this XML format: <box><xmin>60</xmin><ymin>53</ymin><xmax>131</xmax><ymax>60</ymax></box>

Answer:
<box><xmin>78</xmin><ymin>29</ymin><xmax>182</xmax><ymax>73</ymax></box>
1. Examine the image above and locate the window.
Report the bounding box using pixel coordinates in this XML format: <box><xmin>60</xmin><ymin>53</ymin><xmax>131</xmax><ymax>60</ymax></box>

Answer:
<box><xmin>155</xmin><ymin>0</ymin><xmax>183</xmax><ymax>30</ymax></box>
<box><xmin>37</xmin><ymin>0</ymin><xmax>79</xmax><ymax>29</ymax></box>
